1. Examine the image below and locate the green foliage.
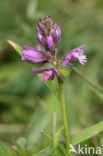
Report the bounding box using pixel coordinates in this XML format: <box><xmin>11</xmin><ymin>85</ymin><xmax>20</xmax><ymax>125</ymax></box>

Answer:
<box><xmin>58</xmin><ymin>66</ymin><xmax>71</xmax><ymax>78</ymax></box>
<box><xmin>53</xmin><ymin>127</ymin><xmax>63</xmax><ymax>152</ymax></box>
<box><xmin>0</xmin><ymin>142</ymin><xmax>18</xmax><ymax>156</ymax></box>
<box><xmin>27</xmin><ymin>111</ymin><xmax>52</xmax><ymax>147</ymax></box>
<box><xmin>16</xmin><ymin>137</ymin><xmax>26</xmax><ymax>149</ymax></box>
<box><xmin>41</xmin><ymin>131</ymin><xmax>67</xmax><ymax>156</ymax></box>
<box><xmin>38</xmin><ymin>74</ymin><xmax>59</xmax><ymax>98</ymax></box>
<box><xmin>7</xmin><ymin>40</ymin><xmax>23</xmax><ymax>56</ymax></box>
<box><xmin>72</xmin><ymin>67</ymin><xmax>103</xmax><ymax>100</ymax></box>
<box><xmin>26</xmin><ymin>0</ymin><xmax>44</xmax><ymax>20</ymax></box>
<box><xmin>32</xmin><ymin>146</ymin><xmax>52</xmax><ymax>156</ymax></box>
<box><xmin>0</xmin><ymin>0</ymin><xmax>103</xmax><ymax>155</ymax></box>
<box><xmin>71</xmin><ymin>121</ymin><xmax>103</xmax><ymax>145</ymax></box>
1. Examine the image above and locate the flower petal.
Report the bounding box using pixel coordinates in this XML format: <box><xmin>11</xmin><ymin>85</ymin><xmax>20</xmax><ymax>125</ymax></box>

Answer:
<box><xmin>62</xmin><ymin>60</ymin><xmax>69</xmax><ymax>67</ymax></box>
<box><xmin>31</xmin><ymin>68</ymin><xmax>49</xmax><ymax>74</ymax></box>
<box><xmin>37</xmin><ymin>31</ymin><xmax>44</xmax><ymax>45</ymax></box>
<box><xmin>41</xmin><ymin>69</ymin><xmax>54</xmax><ymax>81</ymax></box>
<box><xmin>46</xmin><ymin>35</ymin><xmax>54</xmax><ymax>50</ymax></box>
<box><xmin>54</xmin><ymin>68</ymin><xmax>64</xmax><ymax>79</ymax></box>
<box><xmin>22</xmin><ymin>46</ymin><xmax>47</xmax><ymax>63</ymax></box>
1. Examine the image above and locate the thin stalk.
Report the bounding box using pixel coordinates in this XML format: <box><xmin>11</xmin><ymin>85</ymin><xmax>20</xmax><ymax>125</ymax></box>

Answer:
<box><xmin>53</xmin><ymin>112</ymin><xmax>56</xmax><ymax>138</ymax></box>
<box><xmin>57</xmin><ymin>77</ymin><xmax>71</xmax><ymax>156</ymax></box>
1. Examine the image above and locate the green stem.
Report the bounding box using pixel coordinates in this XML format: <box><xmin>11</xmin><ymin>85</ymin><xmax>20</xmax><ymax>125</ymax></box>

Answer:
<box><xmin>57</xmin><ymin>78</ymin><xmax>71</xmax><ymax>156</ymax></box>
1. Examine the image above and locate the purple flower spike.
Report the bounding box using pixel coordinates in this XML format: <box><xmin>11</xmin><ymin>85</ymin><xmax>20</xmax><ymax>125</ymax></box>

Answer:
<box><xmin>22</xmin><ymin>46</ymin><xmax>49</xmax><ymax>64</ymax></box>
<box><xmin>37</xmin><ymin>16</ymin><xmax>61</xmax><ymax>53</ymax></box>
<box><xmin>21</xmin><ymin>17</ymin><xmax>87</xmax><ymax>82</ymax></box>
<box><xmin>46</xmin><ymin>35</ymin><xmax>54</xmax><ymax>50</ymax></box>
<box><xmin>62</xmin><ymin>44</ymin><xmax>87</xmax><ymax>67</ymax></box>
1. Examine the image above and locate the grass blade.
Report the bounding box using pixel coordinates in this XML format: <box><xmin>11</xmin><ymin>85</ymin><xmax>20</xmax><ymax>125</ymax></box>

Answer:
<box><xmin>71</xmin><ymin>121</ymin><xmax>103</xmax><ymax>145</ymax></box>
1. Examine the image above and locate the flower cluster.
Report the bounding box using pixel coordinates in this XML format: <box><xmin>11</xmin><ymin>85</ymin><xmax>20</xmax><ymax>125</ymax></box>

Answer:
<box><xmin>37</xmin><ymin>16</ymin><xmax>61</xmax><ymax>53</ymax></box>
<box><xmin>22</xmin><ymin>16</ymin><xmax>87</xmax><ymax>81</ymax></box>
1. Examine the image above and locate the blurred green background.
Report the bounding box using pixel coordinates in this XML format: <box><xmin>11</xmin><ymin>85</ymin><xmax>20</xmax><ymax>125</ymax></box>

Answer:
<box><xmin>0</xmin><ymin>0</ymin><xmax>103</xmax><ymax>154</ymax></box>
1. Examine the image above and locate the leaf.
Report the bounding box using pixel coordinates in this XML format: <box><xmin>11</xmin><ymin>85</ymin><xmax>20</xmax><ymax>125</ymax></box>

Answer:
<box><xmin>0</xmin><ymin>142</ymin><xmax>18</xmax><ymax>156</ymax></box>
<box><xmin>16</xmin><ymin>137</ymin><xmax>26</xmax><ymax>149</ymax></box>
<box><xmin>41</xmin><ymin>131</ymin><xmax>67</xmax><ymax>156</ymax></box>
<box><xmin>26</xmin><ymin>111</ymin><xmax>52</xmax><ymax>148</ymax></box>
<box><xmin>32</xmin><ymin>146</ymin><xmax>52</xmax><ymax>156</ymax></box>
<box><xmin>38</xmin><ymin>74</ymin><xmax>59</xmax><ymax>98</ymax></box>
<box><xmin>41</xmin><ymin>130</ymin><xmax>53</xmax><ymax>144</ymax></box>
<box><xmin>58</xmin><ymin>66</ymin><xmax>71</xmax><ymax>78</ymax></box>
<box><xmin>7</xmin><ymin>40</ymin><xmax>23</xmax><ymax>56</ymax></box>
<box><xmin>72</xmin><ymin>67</ymin><xmax>103</xmax><ymax>99</ymax></box>
<box><xmin>16</xmin><ymin>148</ymin><xmax>27</xmax><ymax>156</ymax></box>
<box><xmin>53</xmin><ymin>127</ymin><xmax>63</xmax><ymax>150</ymax></box>
<box><xmin>15</xmin><ymin>138</ymin><xmax>28</xmax><ymax>156</ymax></box>
<box><xmin>71</xmin><ymin>121</ymin><xmax>103</xmax><ymax>145</ymax></box>
<box><xmin>53</xmin><ymin>126</ymin><xmax>64</xmax><ymax>155</ymax></box>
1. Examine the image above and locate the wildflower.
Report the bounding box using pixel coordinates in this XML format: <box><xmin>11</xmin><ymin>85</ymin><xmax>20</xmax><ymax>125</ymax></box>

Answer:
<box><xmin>62</xmin><ymin>44</ymin><xmax>87</xmax><ymax>67</ymax></box>
<box><xmin>31</xmin><ymin>68</ymin><xmax>64</xmax><ymax>81</ymax></box>
<box><xmin>21</xmin><ymin>16</ymin><xmax>87</xmax><ymax>81</ymax></box>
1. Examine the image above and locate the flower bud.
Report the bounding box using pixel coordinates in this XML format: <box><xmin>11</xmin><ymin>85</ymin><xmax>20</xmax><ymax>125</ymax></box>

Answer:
<box><xmin>37</xmin><ymin>16</ymin><xmax>61</xmax><ymax>52</ymax></box>
<box><xmin>46</xmin><ymin>35</ymin><xmax>54</xmax><ymax>50</ymax></box>
<box><xmin>55</xmin><ymin>26</ymin><xmax>61</xmax><ymax>43</ymax></box>
<box><xmin>37</xmin><ymin>29</ymin><xmax>44</xmax><ymax>45</ymax></box>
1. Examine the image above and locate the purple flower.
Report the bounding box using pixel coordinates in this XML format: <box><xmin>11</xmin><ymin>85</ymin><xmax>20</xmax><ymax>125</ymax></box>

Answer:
<box><xmin>31</xmin><ymin>68</ymin><xmax>64</xmax><ymax>81</ymax></box>
<box><xmin>37</xmin><ymin>16</ymin><xmax>61</xmax><ymax>52</ymax></box>
<box><xmin>22</xmin><ymin>45</ymin><xmax>51</xmax><ymax>64</ymax></box>
<box><xmin>62</xmin><ymin>44</ymin><xmax>87</xmax><ymax>67</ymax></box>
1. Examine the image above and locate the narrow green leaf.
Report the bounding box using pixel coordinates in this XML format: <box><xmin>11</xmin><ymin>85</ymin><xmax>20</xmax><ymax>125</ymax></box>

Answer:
<box><xmin>41</xmin><ymin>130</ymin><xmax>53</xmax><ymax>144</ymax></box>
<box><xmin>27</xmin><ymin>111</ymin><xmax>52</xmax><ymax>148</ymax></box>
<box><xmin>0</xmin><ymin>142</ymin><xmax>18</xmax><ymax>156</ymax></box>
<box><xmin>72</xmin><ymin>67</ymin><xmax>103</xmax><ymax>99</ymax></box>
<box><xmin>16</xmin><ymin>148</ymin><xmax>27</xmax><ymax>156</ymax></box>
<box><xmin>7</xmin><ymin>40</ymin><xmax>23</xmax><ymax>56</ymax></box>
<box><xmin>41</xmin><ymin>131</ymin><xmax>67</xmax><ymax>156</ymax></box>
<box><xmin>32</xmin><ymin>146</ymin><xmax>52</xmax><ymax>156</ymax></box>
<box><xmin>71</xmin><ymin>121</ymin><xmax>103</xmax><ymax>145</ymax></box>
<box><xmin>53</xmin><ymin>127</ymin><xmax>63</xmax><ymax>149</ymax></box>
<box><xmin>15</xmin><ymin>138</ymin><xmax>28</xmax><ymax>156</ymax></box>
<box><xmin>53</xmin><ymin>126</ymin><xmax>64</xmax><ymax>155</ymax></box>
